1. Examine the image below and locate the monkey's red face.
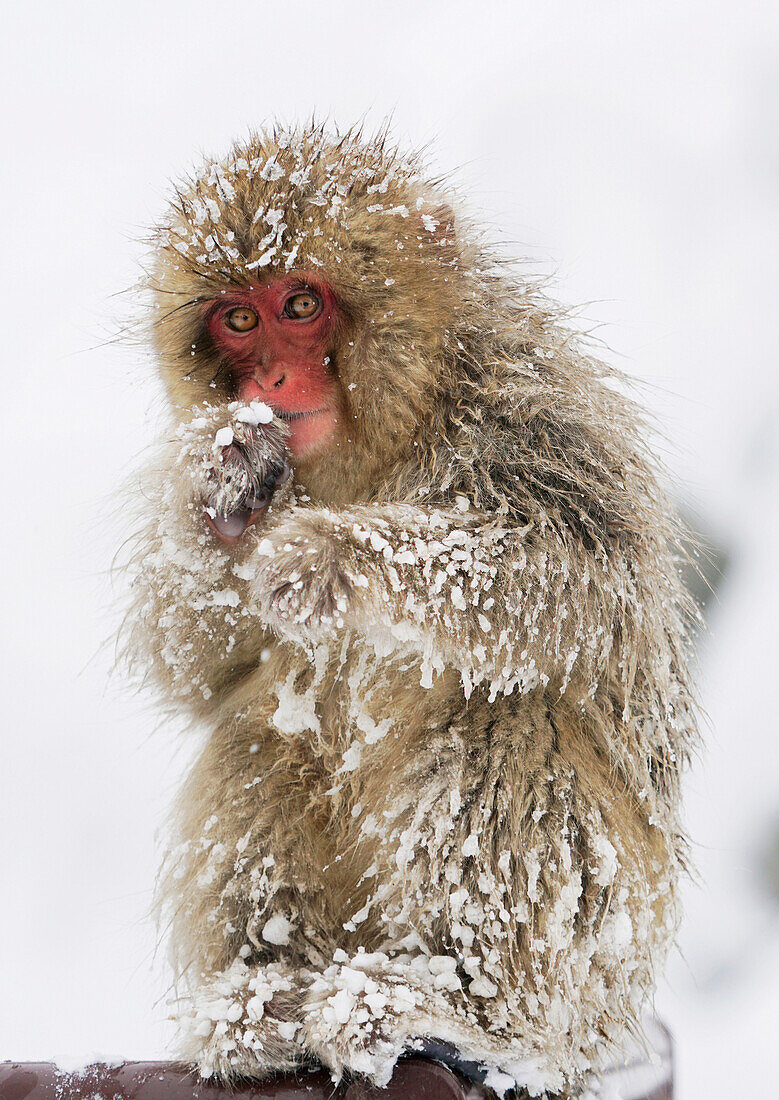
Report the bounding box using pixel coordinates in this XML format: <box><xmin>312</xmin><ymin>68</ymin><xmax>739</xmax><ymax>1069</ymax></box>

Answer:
<box><xmin>205</xmin><ymin>274</ymin><xmax>343</xmax><ymax>458</ymax></box>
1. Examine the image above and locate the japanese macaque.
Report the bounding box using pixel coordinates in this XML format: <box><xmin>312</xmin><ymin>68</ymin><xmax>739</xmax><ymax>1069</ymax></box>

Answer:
<box><xmin>125</xmin><ymin>124</ymin><xmax>698</xmax><ymax>1097</ymax></box>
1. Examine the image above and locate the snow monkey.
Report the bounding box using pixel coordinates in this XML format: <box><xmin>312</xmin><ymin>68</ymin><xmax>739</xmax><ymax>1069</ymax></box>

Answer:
<box><xmin>126</xmin><ymin>123</ymin><xmax>698</xmax><ymax>1097</ymax></box>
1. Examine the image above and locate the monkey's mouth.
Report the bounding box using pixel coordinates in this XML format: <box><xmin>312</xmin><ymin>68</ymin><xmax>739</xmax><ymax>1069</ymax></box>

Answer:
<box><xmin>273</xmin><ymin>407</ymin><xmax>328</xmax><ymax>421</ymax></box>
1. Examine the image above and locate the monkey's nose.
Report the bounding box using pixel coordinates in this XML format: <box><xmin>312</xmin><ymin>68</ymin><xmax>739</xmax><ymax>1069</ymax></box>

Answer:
<box><xmin>257</xmin><ymin>365</ymin><xmax>286</xmax><ymax>390</ymax></box>
<box><xmin>238</xmin><ymin>372</ymin><xmax>285</xmax><ymax>402</ymax></box>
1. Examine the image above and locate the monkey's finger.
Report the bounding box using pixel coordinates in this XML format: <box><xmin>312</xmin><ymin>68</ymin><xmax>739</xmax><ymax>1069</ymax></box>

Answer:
<box><xmin>206</xmin><ymin>504</ymin><xmax>266</xmax><ymax>542</ymax></box>
<box><xmin>263</xmin><ymin>460</ymin><xmax>292</xmax><ymax>491</ymax></box>
<box><xmin>204</xmin><ymin>459</ymin><xmax>290</xmax><ymax>543</ymax></box>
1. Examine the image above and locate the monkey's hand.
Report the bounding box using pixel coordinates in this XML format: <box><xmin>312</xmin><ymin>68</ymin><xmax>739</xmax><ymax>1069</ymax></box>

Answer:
<box><xmin>173</xmin><ymin>400</ymin><xmax>292</xmax><ymax>542</ymax></box>
<box><xmin>248</xmin><ymin>512</ymin><xmax>361</xmax><ymax>638</ymax></box>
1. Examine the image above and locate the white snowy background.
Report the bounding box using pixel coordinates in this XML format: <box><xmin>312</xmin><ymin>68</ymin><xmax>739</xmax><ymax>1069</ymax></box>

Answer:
<box><xmin>1</xmin><ymin>2</ymin><xmax>776</xmax><ymax>1095</ymax></box>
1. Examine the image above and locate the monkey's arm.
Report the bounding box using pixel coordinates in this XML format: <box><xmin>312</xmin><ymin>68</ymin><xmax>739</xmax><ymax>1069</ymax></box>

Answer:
<box><xmin>122</xmin><ymin>403</ymin><xmax>294</xmax><ymax>714</ymax></box>
<box><xmin>252</xmin><ymin>502</ymin><xmax>626</xmax><ymax>697</ymax></box>
<box><xmin>127</xmin><ymin>406</ymin><xmax>673</xmax><ymax>707</ymax></box>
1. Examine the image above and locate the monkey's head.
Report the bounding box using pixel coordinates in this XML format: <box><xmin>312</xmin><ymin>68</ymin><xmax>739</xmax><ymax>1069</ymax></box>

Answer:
<box><xmin>151</xmin><ymin>124</ymin><xmax>478</xmax><ymax>500</ymax></box>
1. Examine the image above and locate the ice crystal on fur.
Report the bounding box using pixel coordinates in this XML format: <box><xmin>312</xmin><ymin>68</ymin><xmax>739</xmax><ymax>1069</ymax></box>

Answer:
<box><xmin>123</xmin><ymin>121</ymin><xmax>699</xmax><ymax>1097</ymax></box>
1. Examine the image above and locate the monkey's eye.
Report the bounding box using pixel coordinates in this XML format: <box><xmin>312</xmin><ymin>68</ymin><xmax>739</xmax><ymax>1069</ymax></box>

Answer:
<box><xmin>283</xmin><ymin>290</ymin><xmax>321</xmax><ymax>321</ymax></box>
<box><xmin>225</xmin><ymin>306</ymin><xmax>259</xmax><ymax>332</ymax></box>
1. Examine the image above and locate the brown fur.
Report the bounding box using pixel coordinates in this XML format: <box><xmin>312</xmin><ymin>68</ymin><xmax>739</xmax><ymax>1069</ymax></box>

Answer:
<box><xmin>124</xmin><ymin>122</ymin><xmax>698</xmax><ymax>1096</ymax></box>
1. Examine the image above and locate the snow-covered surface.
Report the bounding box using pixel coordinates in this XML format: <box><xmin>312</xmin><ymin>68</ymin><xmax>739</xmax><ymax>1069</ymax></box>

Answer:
<box><xmin>0</xmin><ymin>2</ymin><xmax>776</xmax><ymax>1095</ymax></box>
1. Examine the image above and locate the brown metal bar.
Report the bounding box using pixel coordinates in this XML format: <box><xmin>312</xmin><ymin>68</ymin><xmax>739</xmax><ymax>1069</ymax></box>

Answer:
<box><xmin>0</xmin><ymin>1059</ymin><xmax>471</xmax><ymax>1100</ymax></box>
<box><xmin>0</xmin><ymin>1034</ymin><xmax>674</xmax><ymax>1100</ymax></box>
